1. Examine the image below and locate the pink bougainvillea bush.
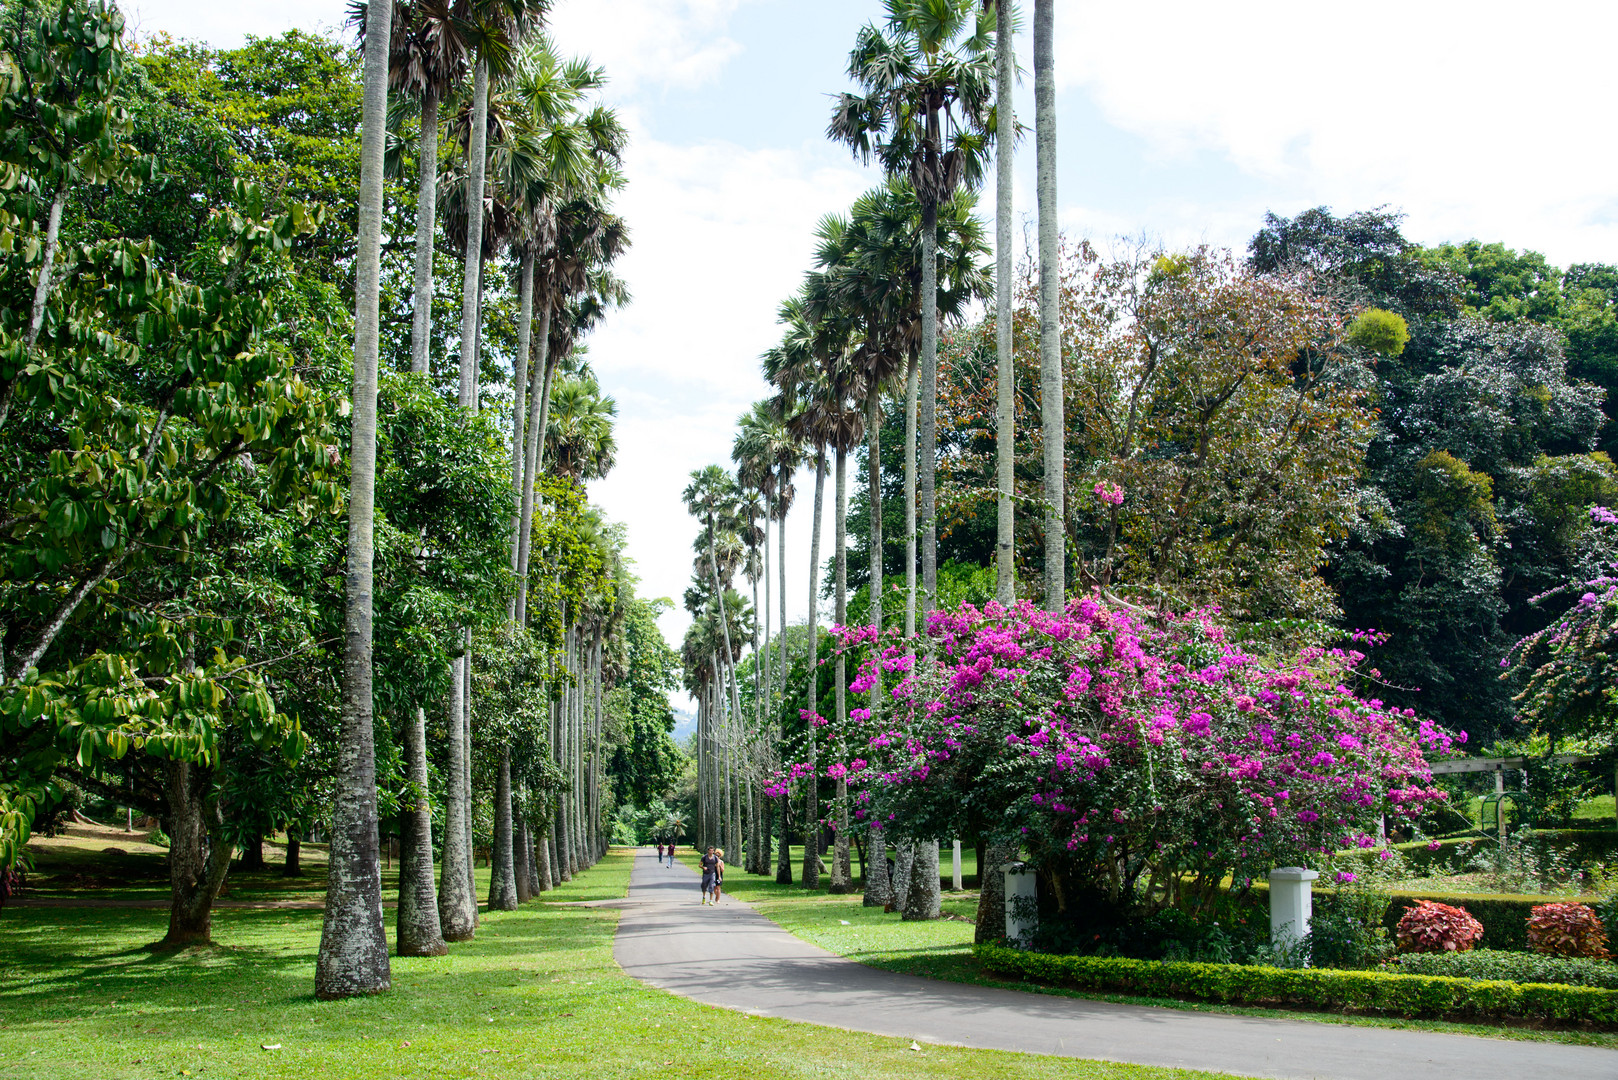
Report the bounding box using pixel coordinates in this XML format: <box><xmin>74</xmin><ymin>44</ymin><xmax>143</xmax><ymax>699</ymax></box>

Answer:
<box><xmin>1396</xmin><ymin>900</ymin><xmax>1485</xmax><ymax>953</ymax></box>
<box><xmin>780</xmin><ymin>596</ymin><xmax>1454</xmax><ymax>916</ymax></box>
<box><xmin>1527</xmin><ymin>902</ymin><xmax>1611</xmax><ymax>959</ymax></box>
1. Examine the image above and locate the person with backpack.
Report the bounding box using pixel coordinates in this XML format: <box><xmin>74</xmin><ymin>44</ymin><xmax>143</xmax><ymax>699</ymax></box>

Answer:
<box><xmin>699</xmin><ymin>845</ymin><xmax>720</xmax><ymax>904</ymax></box>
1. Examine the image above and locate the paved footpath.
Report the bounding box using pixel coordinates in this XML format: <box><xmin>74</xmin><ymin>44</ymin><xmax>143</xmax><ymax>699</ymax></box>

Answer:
<box><xmin>613</xmin><ymin>848</ymin><xmax>1617</xmax><ymax>1080</ymax></box>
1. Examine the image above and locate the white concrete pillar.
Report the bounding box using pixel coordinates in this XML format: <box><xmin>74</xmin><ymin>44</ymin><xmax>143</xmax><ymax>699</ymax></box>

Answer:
<box><xmin>1268</xmin><ymin>867</ymin><xmax>1318</xmax><ymax>948</ymax></box>
<box><xmin>952</xmin><ymin>839</ymin><xmax>963</xmax><ymax>891</ymax></box>
<box><xmin>1003</xmin><ymin>862</ymin><xmax>1037</xmax><ymax>946</ymax></box>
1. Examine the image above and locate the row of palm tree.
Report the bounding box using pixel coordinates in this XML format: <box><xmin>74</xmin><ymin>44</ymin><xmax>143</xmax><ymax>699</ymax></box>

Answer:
<box><xmin>321</xmin><ymin>0</ymin><xmax>635</xmax><ymax>998</ymax></box>
<box><xmin>680</xmin><ymin>0</ymin><xmax>1064</xmax><ymax>923</ymax></box>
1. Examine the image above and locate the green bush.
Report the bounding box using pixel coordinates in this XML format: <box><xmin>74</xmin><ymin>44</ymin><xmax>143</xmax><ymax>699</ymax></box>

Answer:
<box><xmin>974</xmin><ymin>943</ymin><xmax>1618</xmax><ymax>1026</ymax></box>
<box><xmin>1394</xmin><ymin>949</ymin><xmax>1618</xmax><ymax>989</ymax></box>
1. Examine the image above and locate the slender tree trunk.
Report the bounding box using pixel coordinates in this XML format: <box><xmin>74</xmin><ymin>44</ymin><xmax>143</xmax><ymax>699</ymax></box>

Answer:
<box><xmin>514</xmin><ymin>812</ymin><xmax>532</xmax><ymax>903</ymax></box>
<box><xmin>409</xmin><ymin>92</ymin><xmax>440</xmax><ymax>375</ymax></box>
<box><xmin>534</xmin><ymin>820</ymin><xmax>553</xmax><ymax>892</ymax></box>
<box><xmin>157</xmin><ymin>760</ymin><xmax>232</xmax><ymax>948</ymax></box>
<box><xmin>975</xmin><ymin>838</ymin><xmax>1017</xmax><ymax>944</ymax></box>
<box><xmin>514</xmin><ymin>296</ymin><xmax>553</xmax><ymax>625</ymax></box>
<box><xmin>863</xmin><ymin>389</ymin><xmax>893</xmax><ymax>909</ymax></box>
<box><xmin>25</xmin><ymin>188</ymin><xmax>65</xmax><ymax>352</ymax></box>
<box><xmin>508</xmin><ymin>253</ymin><xmax>534</xmax><ymax>620</ymax></box>
<box><xmin>439</xmin><ymin>653</ymin><xmax>476</xmax><ymax>940</ymax></box>
<box><xmin>777</xmin><ymin>464</ymin><xmax>789</xmax><ymax>699</ymax></box>
<box><xmin>593</xmin><ymin>635</ymin><xmax>605</xmax><ymax>861</ymax></box>
<box><xmin>994</xmin><ymin>0</ymin><xmax>1017</xmax><ymax>605</ymax></box>
<box><xmin>457</xmin><ymin>59</ymin><xmax>489</xmax><ymax>409</ymax></box>
<box><xmin>903</xmin><ymin>360</ymin><xmax>918</xmax><ymax>637</ymax></box>
<box><xmin>920</xmin><ymin>199</ymin><xmax>940</xmax><ymax>619</ymax></box>
<box><xmin>829</xmin><ymin>445</ymin><xmax>850</xmax><ymax>893</ymax></box>
<box><xmin>462</xmin><ymin>636</ymin><xmax>476</xmax><ymax>903</ymax></box>
<box><xmin>802</xmin><ymin>451</ymin><xmax>826</xmax><ymax>889</ymax></box>
<box><xmin>488</xmin><ymin>747</ymin><xmax>518</xmax><ymax>910</ymax></box>
<box><xmin>1035</xmin><ymin>0</ymin><xmax>1064</xmax><ymax>612</ymax></box>
<box><xmin>901</xmin><ymin>838</ymin><xmax>942</xmax><ymax>921</ymax></box>
<box><xmin>776</xmin><ymin>793</ymin><xmax>793</xmax><ymax>884</ymax></box>
<box><xmin>398</xmin><ymin>707</ymin><xmax>447</xmax><ymax>956</ymax></box>
<box><xmin>553</xmin><ymin>689</ymin><xmax>571</xmax><ymax>882</ymax></box>
<box><xmin>892</xmin><ymin>840</ymin><xmax>914</xmax><ymax>913</ymax></box>
<box><xmin>316</xmin><ymin>0</ymin><xmax>393</xmax><ymax>997</ymax></box>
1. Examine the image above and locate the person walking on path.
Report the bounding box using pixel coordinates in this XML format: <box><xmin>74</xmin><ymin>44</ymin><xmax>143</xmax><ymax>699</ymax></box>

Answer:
<box><xmin>699</xmin><ymin>846</ymin><xmax>720</xmax><ymax>904</ymax></box>
<box><xmin>667</xmin><ymin>843</ymin><xmax>677</xmax><ymax>867</ymax></box>
<box><xmin>655</xmin><ymin>841</ymin><xmax>664</xmax><ymax>861</ymax></box>
<box><xmin>712</xmin><ymin>849</ymin><xmax>726</xmax><ymax>904</ymax></box>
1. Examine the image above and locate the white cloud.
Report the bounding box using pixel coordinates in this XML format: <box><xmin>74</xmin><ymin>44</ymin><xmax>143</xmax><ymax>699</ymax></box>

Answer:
<box><xmin>549</xmin><ymin>0</ymin><xmax>754</xmax><ymax>94</ymax></box>
<box><xmin>125</xmin><ymin>0</ymin><xmax>343</xmax><ymax>47</ymax></box>
<box><xmin>585</xmin><ymin>126</ymin><xmax>868</xmax><ymax>661</ymax></box>
<box><xmin>1056</xmin><ymin>0</ymin><xmax>1618</xmax><ymax>264</ymax></box>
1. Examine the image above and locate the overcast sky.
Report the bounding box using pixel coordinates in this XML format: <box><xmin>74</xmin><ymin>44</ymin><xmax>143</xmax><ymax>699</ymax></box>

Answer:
<box><xmin>127</xmin><ymin>0</ymin><xmax>1618</xmax><ymax>696</ymax></box>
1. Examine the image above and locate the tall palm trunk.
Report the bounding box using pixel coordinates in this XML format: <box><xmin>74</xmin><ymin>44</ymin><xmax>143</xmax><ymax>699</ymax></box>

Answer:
<box><xmin>553</xmin><ymin>645</ymin><xmax>572</xmax><ymax>882</ymax></box>
<box><xmin>398</xmin><ymin>706</ymin><xmax>447</xmax><ymax>955</ymax></box>
<box><xmin>514</xmin><ymin>811</ymin><xmax>532</xmax><ymax>903</ymax></box>
<box><xmin>316</xmin><ymin>0</ymin><xmax>393</xmax><ymax>998</ymax></box>
<box><xmin>488</xmin><ymin>747</ymin><xmax>518</xmax><ymax>910</ymax></box>
<box><xmin>920</xmin><ymin>195</ymin><xmax>940</xmax><ymax>620</ymax></box>
<box><xmin>409</xmin><ymin>92</ymin><xmax>440</xmax><ymax>375</ymax></box>
<box><xmin>994</xmin><ymin>0</ymin><xmax>1016</xmax><ymax>605</ymax></box>
<box><xmin>457</xmin><ymin>59</ymin><xmax>489</xmax><ymax>409</ymax></box>
<box><xmin>776</xmin><ymin>792</ymin><xmax>793</xmax><ymax>884</ymax></box>
<box><xmin>508</xmin><ymin>253</ymin><xmax>534</xmax><ymax>619</ymax></box>
<box><xmin>863</xmin><ymin>389</ymin><xmax>892</xmax><ymax>908</ymax></box>
<box><xmin>802</xmin><ymin>450</ymin><xmax>826</xmax><ymax>889</ymax></box>
<box><xmin>439</xmin><ymin>652</ymin><xmax>476</xmax><ymax>938</ymax></box>
<box><xmin>462</xmin><ymin>635</ymin><xmax>475</xmax><ymax>902</ymax></box>
<box><xmin>534</xmin><ymin>817</ymin><xmax>553</xmax><ymax>892</ymax></box>
<box><xmin>514</xmin><ymin>291</ymin><xmax>553</xmax><ymax>625</ymax></box>
<box><xmin>777</xmin><ymin>463</ymin><xmax>790</xmax><ymax>699</ymax></box>
<box><xmin>1035</xmin><ymin>0</ymin><xmax>1064</xmax><ymax>612</ymax></box>
<box><xmin>903</xmin><ymin>359</ymin><xmax>918</xmax><ymax>637</ymax></box>
<box><xmin>829</xmin><ymin>444</ymin><xmax>850</xmax><ymax>894</ymax></box>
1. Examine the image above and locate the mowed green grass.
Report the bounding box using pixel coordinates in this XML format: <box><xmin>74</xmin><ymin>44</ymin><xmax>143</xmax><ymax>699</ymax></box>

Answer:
<box><xmin>0</xmin><ymin>849</ymin><xmax>1247</xmax><ymax>1080</ymax></box>
<box><xmin>704</xmin><ymin>855</ymin><xmax>1618</xmax><ymax>1049</ymax></box>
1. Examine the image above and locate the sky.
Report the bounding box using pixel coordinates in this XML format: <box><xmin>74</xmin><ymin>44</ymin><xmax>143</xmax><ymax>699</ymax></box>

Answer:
<box><xmin>126</xmin><ymin>0</ymin><xmax>1618</xmax><ymax>699</ymax></box>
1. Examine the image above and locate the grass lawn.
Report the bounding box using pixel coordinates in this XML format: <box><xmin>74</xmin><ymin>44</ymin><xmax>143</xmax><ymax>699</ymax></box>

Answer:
<box><xmin>0</xmin><ymin>848</ymin><xmax>1245</xmax><ymax>1080</ymax></box>
<box><xmin>703</xmin><ymin>857</ymin><xmax>1618</xmax><ymax>1050</ymax></box>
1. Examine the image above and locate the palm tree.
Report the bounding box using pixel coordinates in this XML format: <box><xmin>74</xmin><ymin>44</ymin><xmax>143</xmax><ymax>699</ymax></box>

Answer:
<box><xmin>991</xmin><ymin>0</ymin><xmax>1017</xmax><ymax>605</ymax></box>
<box><xmin>1033</xmin><ymin>0</ymin><xmax>1062</xmax><ymax>611</ymax></box>
<box><xmin>829</xmin><ymin>0</ymin><xmax>996</xmax><ymax>628</ymax></box>
<box><xmin>316</xmin><ymin>0</ymin><xmax>394</xmax><ymax>1000</ymax></box>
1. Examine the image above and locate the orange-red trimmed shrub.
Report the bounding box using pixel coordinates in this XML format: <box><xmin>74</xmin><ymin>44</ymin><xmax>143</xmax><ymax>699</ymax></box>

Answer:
<box><xmin>1396</xmin><ymin>900</ymin><xmax>1484</xmax><ymax>953</ymax></box>
<box><xmin>1527</xmin><ymin>903</ymin><xmax>1611</xmax><ymax>959</ymax></box>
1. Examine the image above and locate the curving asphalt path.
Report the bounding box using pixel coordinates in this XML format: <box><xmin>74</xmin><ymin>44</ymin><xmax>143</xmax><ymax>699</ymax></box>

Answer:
<box><xmin>612</xmin><ymin>847</ymin><xmax>1617</xmax><ymax>1080</ymax></box>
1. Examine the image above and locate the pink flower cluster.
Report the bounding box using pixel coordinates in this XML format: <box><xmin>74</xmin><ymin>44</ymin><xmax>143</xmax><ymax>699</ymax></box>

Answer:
<box><xmin>785</xmin><ymin>596</ymin><xmax>1452</xmax><ymax>898</ymax></box>
<box><xmin>1093</xmin><ymin>481</ymin><xmax>1125</xmax><ymax>506</ymax></box>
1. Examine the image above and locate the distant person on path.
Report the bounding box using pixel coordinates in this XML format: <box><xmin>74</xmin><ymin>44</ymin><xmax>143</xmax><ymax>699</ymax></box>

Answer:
<box><xmin>712</xmin><ymin>849</ymin><xmax>725</xmax><ymax>904</ymax></box>
<box><xmin>667</xmin><ymin>843</ymin><xmax>676</xmax><ymax>867</ymax></box>
<box><xmin>655</xmin><ymin>841</ymin><xmax>664</xmax><ymax>861</ymax></box>
<box><xmin>700</xmin><ymin>845</ymin><xmax>719</xmax><ymax>904</ymax></box>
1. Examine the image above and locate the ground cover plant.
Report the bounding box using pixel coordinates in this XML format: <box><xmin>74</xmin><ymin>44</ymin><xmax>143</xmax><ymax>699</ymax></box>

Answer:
<box><xmin>0</xmin><ymin>850</ymin><xmax>1251</xmax><ymax>1080</ymax></box>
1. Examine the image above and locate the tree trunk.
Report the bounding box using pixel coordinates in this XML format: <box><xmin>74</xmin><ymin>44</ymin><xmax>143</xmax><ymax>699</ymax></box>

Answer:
<box><xmin>316</xmin><ymin>4</ymin><xmax>393</xmax><ymax>998</ymax></box>
<box><xmin>462</xmin><ymin>636</ymin><xmax>475</xmax><ymax>904</ymax></box>
<box><xmin>829</xmin><ymin>444</ymin><xmax>851</xmax><ymax>895</ymax></box>
<box><xmin>283</xmin><ymin>834</ymin><xmax>302</xmax><ymax>878</ymax></box>
<box><xmin>514</xmin><ymin>812</ymin><xmax>532</xmax><ymax>904</ymax></box>
<box><xmin>775</xmin><ymin>794</ymin><xmax>792</xmax><ymax>884</ymax></box>
<box><xmin>398</xmin><ymin>706</ymin><xmax>447</xmax><ymax>956</ymax></box>
<box><xmin>439</xmin><ymin>653</ymin><xmax>477</xmax><ymax>940</ymax></box>
<box><xmin>975</xmin><ymin>839</ymin><xmax>1017</xmax><ymax>944</ymax></box>
<box><xmin>488</xmin><ymin>747</ymin><xmax>518</xmax><ymax>910</ymax></box>
<box><xmin>903</xmin><ymin>359</ymin><xmax>918</xmax><ymax>636</ymax></box>
<box><xmin>892</xmin><ymin>841</ymin><xmax>914</xmax><ymax>913</ymax></box>
<box><xmin>863</xmin><ymin>827</ymin><xmax>890</xmax><ymax>908</ymax></box>
<box><xmin>514</xmin><ymin>295</ymin><xmax>553</xmax><ymax>625</ymax></box>
<box><xmin>1035</xmin><ymin>0</ymin><xmax>1064</xmax><ymax>612</ymax></box>
<box><xmin>920</xmin><ymin>194</ymin><xmax>940</xmax><ymax>621</ymax></box>
<box><xmin>23</xmin><ymin>188</ymin><xmax>66</xmax><ymax>354</ymax></box>
<box><xmin>534</xmin><ymin>820</ymin><xmax>553</xmax><ymax>893</ymax></box>
<box><xmin>802</xmin><ymin>451</ymin><xmax>826</xmax><ymax>890</ymax></box>
<box><xmin>777</xmin><ymin>463</ymin><xmax>790</xmax><ymax>700</ymax></box>
<box><xmin>507</xmin><ymin>252</ymin><xmax>534</xmax><ymax>620</ymax></box>
<box><xmin>409</xmin><ymin>92</ymin><xmax>440</xmax><ymax>375</ymax></box>
<box><xmin>994</xmin><ymin>0</ymin><xmax>1017</xmax><ymax>605</ymax></box>
<box><xmin>157</xmin><ymin>760</ymin><xmax>231</xmax><ymax>949</ymax></box>
<box><xmin>901</xmin><ymin>838</ymin><xmax>942</xmax><ymax>921</ymax></box>
<box><xmin>457</xmin><ymin>59</ymin><xmax>489</xmax><ymax>409</ymax></box>
<box><xmin>553</xmin><ymin>688</ymin><xmax>572</xmax><ymax>883</ymax></box>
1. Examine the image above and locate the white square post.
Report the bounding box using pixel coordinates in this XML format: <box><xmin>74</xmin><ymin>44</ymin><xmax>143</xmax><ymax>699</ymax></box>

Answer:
<box><xmin>1268</xmin><ymin>866</ymin><xmax>1318</xmax><ymax>948</ymax></box>
<box><xmin>1003</xmin><ymin>862</ymin><xmax>1037</xmax><ymax>946</ymax></box>
<box><xmin>952</xmin><ymin>840</ymin><xmax>963</xmax><ymax>891</ymax></box>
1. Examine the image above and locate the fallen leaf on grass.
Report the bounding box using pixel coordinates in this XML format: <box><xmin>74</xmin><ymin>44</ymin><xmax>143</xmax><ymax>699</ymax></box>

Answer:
<box><xmin>908</xmin><ymin>1042</ymin><xmax>921</xmax><ymax>1051</ymax></box>
<box><xmin>261</xmin><ymin>1044</ymin><xmax>282</xmax><ymax>1051</ymax></box>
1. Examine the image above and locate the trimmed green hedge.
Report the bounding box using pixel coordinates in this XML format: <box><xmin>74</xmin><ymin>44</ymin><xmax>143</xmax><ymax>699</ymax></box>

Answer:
<box><xmin>973</xmin><ymin>942</ymin><xmax>1618</xmax><ymax>1026</ymax></box>
<box><xmin>1394</xmin><ymin>949</ymin><xmax>1618</xmax><ymax>989</ymax></box>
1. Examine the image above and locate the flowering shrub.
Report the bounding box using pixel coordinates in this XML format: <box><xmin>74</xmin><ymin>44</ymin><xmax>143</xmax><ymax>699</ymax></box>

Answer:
<box><xmin>808</xmin><ymin>596</ymin><xmax>1451</xmax><ymax>917</ymax></box>
<box><xmin>1396</xmin><ymin>900</ymin><xmax>1485</xmax><ymax>953</ymax></box>
<box><xmin>1526</xmin><ymin>902</ymin><xmax>1611</xmax><ymax>959</ymax></box>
